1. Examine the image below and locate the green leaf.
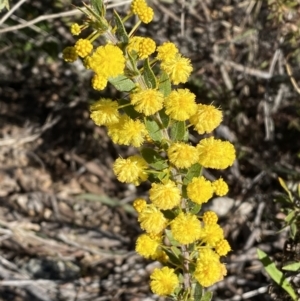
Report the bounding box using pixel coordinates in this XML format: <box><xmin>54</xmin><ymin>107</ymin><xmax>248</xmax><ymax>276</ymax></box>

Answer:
<box><xmin>171</xmin><ymin>246</ymin><xmax>182</xmax><ymax>258</ymax></box>
<box><xmin>170</xmin><ymin>121</ymin><xmax>188</xmax><ymax>142</ymax></box>
<box><xmin>144</xmin><ymin>117</ymin><xmax>163</xmax><ymax>143</ymax></box>
<box><xmin>157</xmin><ymin>170</ymin><xmax>170</xmax><ymax>182</ymax></box>
<box><xmin>282</xmin><ymin>262</ymin><xmax>300</xmax><ymax>272</ymax></box>
<box><xmin>165</xmin><ymin>229</ymin><xmax>181</xmax><ymax>247</ymax></box>
<box><xmin>159</xmin><ymin>71</ymin><xmax>171</xmax><ymax>96</ymax></box>
<box><xmin>183</xmin><ymin>163</ymin><xmax>202</xmax><ymax>185</ymax></box>
<box><xmin>79</xmin><ymin>2</ymin><xmax>108</xmax><ymax>32</ymax></box>
<box><xmin>190</xmin><ymin>202</ymin><xmax>202</xmax><ymax>215</ymax></box>
<box><xmin>192</xmin><ymin>282</ymin><xmax>203</xmax><ymax>301</ymax></box>
<box><xmin>159</xmin><ymin>109</ymin><xmax>170</xmax><ymax>128</ymax></box>
<box><xmin>108</xmin><ymin>75</ymin><xmax>136</xmax><ymax>92</ymax></box>
<box><xmin>91</xmin><ymin>0</ymin><xmax>105</xmax><ymax>17</ymax></box>
<box><xmin>162</xmin><ymin>246</ymin><xmax>181</xmax><ymax>266</ymax></box>
<box><xmin>140</xmin><ymin>148</ymin><xmax>168</xmax><ymax>170</ymax></box>
<box><xmin>290</xmin><ymin>223</ymin><xmax>297</xmax><ymax>239</ymax></box>
<box><xmin>285</xmin><ymin>210</ymin><xmax>296</xmax><ymax>224</ymax></box>
<box><xmin>257</xmin><ymin>249</ymin><xmax>297</xmax><ymax>301</ymax></box>
<box><xmin>200</xmin><ymin>291</ymin><xmax>213</xmax><ymax>301</ymax></box>
<box><xmin>143</xmin><ymin>58</ymin><xmax>157</xmax><ymax>89</ymax></box>
<box><xmin>278</xmin><ymin>177</ymin><xmax>293</xmax><ymax>201</ymax></box>
<box><xmin>113</xmin><ymin>10</ymin><xmax>129</xmax><ymax>43</ymax></box>
<box><xmin>162</xmin><ymin>209</ymin><xmax>177</xmax><ymax>220</ymax></box>
<box><xmin>0</xmin><ymin>0</ymin><xmax>9</xmax><ymax>11</ymax></box>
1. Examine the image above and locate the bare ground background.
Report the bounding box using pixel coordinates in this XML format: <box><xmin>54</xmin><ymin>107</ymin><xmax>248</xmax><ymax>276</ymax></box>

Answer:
<box><xmin>1</xmin><ymin>0</ymin><xmax>300</xmax><ymax>300</ymax></box>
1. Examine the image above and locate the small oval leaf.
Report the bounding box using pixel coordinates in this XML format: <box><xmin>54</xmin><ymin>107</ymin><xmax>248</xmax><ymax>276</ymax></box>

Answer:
<box><xmin>143</xmin><ymin>58</ymin><xmax>157</xmax><ymax>89</ymax></box>
<box><xmin>140</xmin><ymin>148</ymin><xmax>168</xmax><ymax>170</ymax></box>
<box><xmin>113</xmin><ymin>10</ymin><xmax>129</xmax><ymax>43</ymax></box>
<box><xmin>144</xmin><ymin>117</ymin><xmax>163</xmax><ymax>143</ymax></box>
<box><xmin>109</xmin><ymin>75</ymin><xmax>136</xmax><ymax>92</ymax></box>
<box><xmin>159</xmin><ymin>71</ymin><xmax>171</xmax><ymax>97</ymax></box>
<box><xmin>257</xmin><ymin>249</ymin><xmax>297</xmax><ymax>301</ymax></box>
<box><xmin>170</xmin><ymin>121</ymin><xmax>188</xmax><ymax>142</ymax></box>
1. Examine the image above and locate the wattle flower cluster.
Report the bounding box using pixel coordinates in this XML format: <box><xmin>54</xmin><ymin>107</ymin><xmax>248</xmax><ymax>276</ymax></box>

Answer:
<box><xmin>63</xmin><ymin>0</ymin><xmax>235</xmax><ymax>299</ymax></box>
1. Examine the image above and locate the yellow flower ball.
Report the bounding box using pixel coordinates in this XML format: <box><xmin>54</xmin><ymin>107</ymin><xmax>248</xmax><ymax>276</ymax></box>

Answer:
<box><xmin>91</xmin><ymin>74</ymin><xmax>107</xmax><ymax>91</ymax></box>
<box><xmin>215</xmin><ymin>239</ymin><xmax>231</xmax><ymax>256</ymax></box>
<box><xmin>150</xmin><ymin>267</ymin><xmax>179</xmax><ymax>296</ymax></box>
<box><xmin>74</xmin><ymin>38</ymin><xmax>93</xmax><ymax>58</ymax></box>
<box><xmin>89</xmin><ymin>98</ymin><xmax>119</xmax><ymax>126</ymax></box>
<box><xmin>107</xmin><ymin>115</ymin><xmax>148</xmax><ymax>147</ymax></box>
<box><xmin>203</xmin><ymin>211</ymin><xmax>218</xmax><ymax>225</ymax></box>
<box><xmin>62</xmin><ymin>47</ymin><xmax>78</xmax><ymax>63</ymax></box>
<box><xmin>138</xmin><ymin>204</ymin><xmax>167</xmax><ymax>234</ymax></box>
<box><xmin>131</xmin><ymin>0</ymin><xmax>154</xmax><ymax>24</ymax></box>
<box><xmin>70</xmin><ymin>23</ymin><xmax>81</xmax><ymax>35</ymax></box>
<box><xmin>130</xmin><ymin>89</ymin><xmax>163</xmax><ymax>116</ymax></box>
<box><xmin>212</xmin><ymin>178</ymin><xmax>229</xmax><ymax>196</ymax></box>
<box><xmin>149</xmin><ymin>180</ymin><xmax>181</xmax><ymax>210</ymax></box>
<box><xmin>113</xmin><ymin>155</ymin><xmax>148</xmax><ymax>186</ymax></box>
<box><xmin>197</xmin><ymin>137</ymin><xmax>235</xmax><ymax>169</ymax></box>
<box><xmin>187</xmin><ymin>176</ymin><xmax>213</xmax><ymax>205</ymax></box>
<box><xmin>199</xmin><ymin>224</ymin><xmax>224</xmax><ymax>247</ymax></box>
<box><xmin>167</xmin><ymin>142</ymin><xmax>199</xmax><ymax>169</ymax></box>
<box><xmin>194</xmin><ymin>252</ymin><xmax>226</xmax><ymax>287</ymax></box>
<box><xmin>133</xmin><ymin>198</ymin><xmax>147</xmax><ymax>213</ymax></box>
<box><xmin>161</xmin><ymin>54</ymin><xmax>193</xmax><ymax>85</ymax></box>
<box><xmin>156</xmin><ymin>42</ymin><xmax>178</xmax><ymax>61</ymax></box>
<box><xmin>89</xmin><ymin>44</ymin><xmax>125</xmax><ymax>79</ymax></box>
<box><xmin>139</xmin><ymin>37</ymin><xmax>156</xmax><ymax>58</ymax></box>
<box><xmin>189</xmin><ymin>104</ymin><xmax>223</xmax><ymax>134</ymax></box>
<box><xmin>135</xmin><ymin>233</ymin><xmax>160</xmax><ymax>259</ymax></box>
<box><xmin>164</xmin><ymin>89</ymin><xmax>197</xmax><ymax>121</ymax></box>
<box><xmin>171</xmin><ymin>212</ymin><xmax>201</xmax><ymax>244</ymax></box>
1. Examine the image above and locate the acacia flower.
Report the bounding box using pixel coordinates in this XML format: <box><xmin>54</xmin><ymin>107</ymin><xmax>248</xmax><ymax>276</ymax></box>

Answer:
<box><xmin>89</xmin><ymin>44</ymin><xmax>125</xmax><ymax>79</ymax></box>
<box><xmin>212</xmin><ymin>178</ymin><xmax>229</xmax><ymax>196</ymax></box>
<box><xmin>215</xmin><ymin>239</ymin><xmax>231</xmax><ymax>256</ymax></box>
<box><xmin>167</xmin><ymin>142</ymin><xmax>199</xmax><ymax>169</ymax></box>
<box><xmin>189</xmin><ymin>104</ymin><xmax>223</xmax><ymax>134</ymax></box>
<box><xmin>149</xmin><ymin>180</ymin><xmax>181</xmax><ymax>210</ymax></box>
<box><xmin>194</xmin><ymin>249</ymin><xmax>226</xmax><ymax>287</ymax></box>
<box><xmin>187</xmin><ymin>176</ymin><xmax>213</xmax><ymax>205</ymax></box>
<box><xmin>139</xmin><ymin>37</ymin><xmax>156</xmax><ymax>58</ymax></box>
<box><xmin>199</xmin><ymin>224</ymin><xmax>224</xmax><ymax>247</ymax></box>
<box><xmin>197</xmin><ymin>137</ymin><xmax>236</xmax><ymax>169</ymax></box>
<box><xmin>171</xmin><ymin>212</ymin><xmax>202</xmax><ymax>244</ymax></box>
<box><xmin>135</xmin><ymin>233</ymin><xmax>161</xmax><ymax>259</ymax></box>
<box><xmin>131</xmin><ymin>0</ymin><xmax>154</xmax><ymax>24</ymax></box>
<box><xmin>133</xmin><ymin>198</ymin><xmax>147</xmax><ymax>213</ymax></box>
<box><xmin>113</xmin><ymin>155</ymin><xmax>148</xmax><ymax>186</ymax></box>
<box><xmin>91</xmin><ymin>74</ymin><xmax>107</xmax><ymax>91</ymax></box>
<box><xmin>156</xmin><ymin>42</ymin><xmax>178</xmax><ymax>61</ymax></box>
<box><xmin>107</xmin><ymin>115</ymin><xmax>148</xmax><ymax>147</ymax></box>
<box><xmin>161</xmin><ymin>54</ymin><xmax>193</xmax><ymax>85</ymax></box>
<box><xmin>89</xmin><ymin>98</ymin><xmax>119</xmax><ymax>126</ymax></box>
<box><xmin>138</xmin><ymin>204</ymin><xmax>167</xmax><ymax>234</ymax></box>
<box><xmin>74</xmin><ymin>38</ymin><xmax>93</xmax><ymax>58</ymax></box>
<box><xmin>130</xmin><ymin>89</ymin><xmax>163</xmax><ymax>116</ymax></box>
<box><xmin>70</xmin><ymin>23</ymin><xmax>81</xmax><ymax>35</ymax></box>
<box><xmin>62</xmin><ymin>47</ymin><xmax>78</xmax><ymax>63</ymax></box>
<box><xmin>150</xmin><ymin>267</ymin><xmax>179</xmax><ymax>296</ymax></box>
<box><xmin>202</xmin><ymin>211</ymin><xmax>218</xmax><ymax>225</ymax></box>
<box><xmin>127</xmin><ymin>36</ymin><xmax>143</xmax><ymax>55</ymax></box>
<box><xmin>164</xmin><ymin>89</ymin><xmax>197</xmax><ymax>121</ymax></box>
